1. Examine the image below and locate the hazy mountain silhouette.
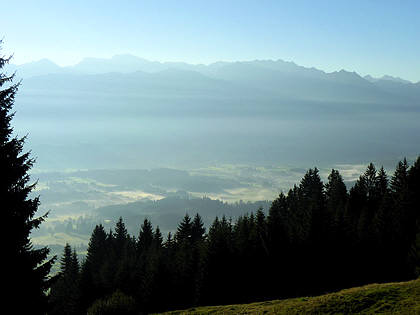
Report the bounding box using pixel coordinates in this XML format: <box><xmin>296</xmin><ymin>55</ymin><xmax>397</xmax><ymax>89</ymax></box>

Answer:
<box><xmin>10</xmin><ymin>55</ymin><xmax>420</xmax><ymax>105</ymax></box>
<box><xmin>6</xmin><ymin>58</ymin><xmax>66</xmax><ymax>77</ymax></box>
<box><xmin>70</xmin><ymin>54</ymin><xmax>166</xmax><ymax>74</ymax></box>
<box><xmin>364</xmin><ymin>74</ymin><xmax>412</xmax><ymax>84</ymax></box>
<box><xmin>10</xmin><ymin>55</ymin><xmax>420</xmax><ymax>170</ymax></box>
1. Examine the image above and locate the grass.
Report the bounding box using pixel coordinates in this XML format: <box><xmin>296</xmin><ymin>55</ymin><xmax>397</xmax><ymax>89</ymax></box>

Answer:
<box><xmin>156</xmin><ymin>278</ymin><xmax>420</xmax><ymax>314</ymax></box>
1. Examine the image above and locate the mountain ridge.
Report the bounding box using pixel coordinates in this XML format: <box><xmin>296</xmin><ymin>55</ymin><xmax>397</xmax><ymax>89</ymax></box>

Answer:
<box><xmin>8</xmin><ymin>54</ymin><xmax>418</xmax><ymax>85</ymax></box>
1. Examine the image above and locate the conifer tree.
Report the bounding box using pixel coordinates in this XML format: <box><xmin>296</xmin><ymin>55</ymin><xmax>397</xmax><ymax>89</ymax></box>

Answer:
<box><xmin>325</xmin><ymin>169</ymin><xmax>347</xmax><ymax>216</ymax></box>
<box><xmin>390</xmin><ymin>158</ymin><xmax>419</xmax><ymax>278</ymax></box>
<box><xmin>176</xmin><ymin>213</ymin><xmax>193</xmax><ymax>244</ymax></box>
<box><xmin>407</xmin><ymin>157</ymin><xmax>420</xmax><ymax>276</ymax></box>
<box><xmin>391</xmin><ymin>159</ymin><xmax>409</xmax><ymax>196</ymax></box>
<box><xmin>267</xmin><ymin>193</ymin><xmax>289</xmax><ymax>295</ymax></box>
<box><xmin>138</xmin><ymin>218</ymin><xmax>154</xmax><ymax>254</ymax></box>
<box><xmin>298</xmin><ymin>168</ymin><xmax>325</xmax><ymax>243</ymax></box>
<box><xmin>189</xmin><ymin>214</ymin><xmax>206</xmax><ymax>304</ymax></box>
<box><xmin>153</xmin><ymin>226</ymin><xmax>163</xmax><ymax>249</ymax></box>
<box><xmin>172</xmin><ymin>214</ymin><xmax>195</xmax><ymax>307</ymax></box>
<box><xmin>191</xmin><ymin>213</ymin><xmax>206</xmax><ymax>243</ymax></box>
<box><xmin>80</xmin><ymin>224</ymin><xmax>108</xmax><ymax>310</ymax></box>
<box><xmin>205</xmin><ymin>216</ymin><xmax>234</xmax><ymax>304</ymax></box>
<box><xmin>50</xmin><ymin>244</ymin><xmax>80</xmax><ymax>315</ymax></box>
<box><xmin>1</xmin><ymin>42</ymin><xmax>55</xmax><ymax>314</ymax></box>
<box><xmin>324</xmin><ymin>169</ymin><xmax>352</xmax><ymax>287</ymax></box>
<box><xmin>114</xmin><ymin>216</ymin><xmax>129</xmax><ymax>256</ymax></box>
<box><xmin>267</xmin><ymin>193</ymin><xmax>287</xmax><ymax>237</ymax></box>
<box><xmin>134</xmin><ymin>218</ymin><xmax>159</xmax><ymax>311</ymax></box>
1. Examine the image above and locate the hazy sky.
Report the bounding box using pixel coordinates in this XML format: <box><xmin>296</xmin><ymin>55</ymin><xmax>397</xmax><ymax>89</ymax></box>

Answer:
<box><xmin>2</xmin><ymin>0</ymin><xmax>420</xmax><ymax>81</ymax></box>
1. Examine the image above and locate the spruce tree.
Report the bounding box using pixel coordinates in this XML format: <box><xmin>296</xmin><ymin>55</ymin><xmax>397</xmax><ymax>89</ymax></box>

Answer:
<box><xmin>298</xmin><ymin>168</ymin><xmax>325</xmax><ymax>242</ymax></box>
<box><xmin>1</xmin><ymin>42</ymin><xmax>55</xmax><ymax>314</ymax></box>
<box><xmin>80</xmin><ymin>224</ymin><xmax>108</xmax><ymax>310</ymax></box>
<box><xmin>205</xmin><ymin>216</ymin><xmax>234</xmax><ymax>304</ymax></box>
<box><xmin>267</xmin><ymin>193</ymin><xmax>289</xmax><ymax>295</ymax></box>
<box><xmin>50</xmin><ymin>244</ymin><xmax>80</xmax><ymax>315</ymax></box>
<box><xmin>407</xmin><ymin>157</ymin><xmax>420</xmax><ymax>277</ymax></box>
<box><xmin>153</xmin><ymin>225</ymin><xmax>163</xmax><ymax>249</ymax></box>
<box><xmin>176</xmin><ymin>213</ymin><xmax>193</xmax><ymax>244</ymax></box>
<box><xmin>115</xmin><ymin>216</ymin><xmax>128</xmax><ymax>255</ymax></box>
<box><xmin>137</xmin><ymin>218</ymin><xmax>154</xmax><ymax>254</ymax></box>
<box><xmin>191</xmin><ymin>213</ymin><xmax>205</xmax><ymax>243</ymax></box>
<box><xmin>190</xmin><ymin>214</ymin><xmax>206</xmax><ymax>304</ymax></box>
<box><xmin>325</xmin><ymin>169</ymin><xmax>347</xmax><ymax>216</ymax></box>
<box><xmin>325</xmin><ymin>169</ymin><xmax>350</xmax><ymax>288</ymax></box>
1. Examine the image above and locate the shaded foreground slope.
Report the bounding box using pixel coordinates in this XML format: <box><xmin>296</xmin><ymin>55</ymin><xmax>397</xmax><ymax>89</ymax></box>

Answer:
<box><xmin>157</xmin><ymin>278</ymin><xmax>420</xmax><ymax>314</ymax></box>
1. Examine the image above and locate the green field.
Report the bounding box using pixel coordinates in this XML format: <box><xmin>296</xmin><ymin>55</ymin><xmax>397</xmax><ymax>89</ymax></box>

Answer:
<box><xmin>157</xmin><ymin>278</ymin><xmax>420</xmax><ymax>314</ymax></box>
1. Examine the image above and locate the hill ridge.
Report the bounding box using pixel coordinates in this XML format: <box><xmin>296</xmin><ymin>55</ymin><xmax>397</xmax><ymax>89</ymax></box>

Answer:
<box><xmin>156</xmin><ymin>278</ymin><xmax>420</xmax><ymax>314</ymax></box>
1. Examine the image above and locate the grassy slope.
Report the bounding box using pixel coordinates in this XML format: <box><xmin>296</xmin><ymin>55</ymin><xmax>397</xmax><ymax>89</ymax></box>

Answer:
<box><xmin>157</xmin><ymin>278</ymin><xmax>420</xmax><ymax>314</ymax></box>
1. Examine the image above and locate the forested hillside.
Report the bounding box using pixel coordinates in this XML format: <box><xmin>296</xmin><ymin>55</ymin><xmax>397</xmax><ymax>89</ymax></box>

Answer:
<box><xmin>50</xmin><ymin>158</ymin><xmax>420</xmax><ymax>314</ymax></box>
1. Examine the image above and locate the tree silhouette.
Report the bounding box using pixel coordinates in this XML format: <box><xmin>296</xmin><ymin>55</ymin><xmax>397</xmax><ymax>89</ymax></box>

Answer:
<box><xmin>80</xmin><ymin>224</ymin><xmax>108</xmax><ymax>310</ymax></box>
<box><xmin>50</xmin><ymin>244</ymin><xmax>80</xmax><ymax>315</ymax></box>
<box><xmin>1</xmin><ymin>41</ymin><xmax>55</xmax><ymax>314</ymax></box>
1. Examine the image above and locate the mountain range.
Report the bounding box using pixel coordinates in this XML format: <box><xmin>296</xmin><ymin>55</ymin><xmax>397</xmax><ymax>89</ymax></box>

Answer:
<box><xmin>8</xmin><ymin>55</ymin><xmax>420</xmax><ymax>105</ymax></box>
<box><xmin>7</xmin><ymin>54</ymin><xmax>417</xmax><ymax>83</ymax></box>
<box><xmin>7</xmin><ymin>54</ymin><xmax>420</xmax><ymax>170</ymax></box>
<box><xmin>6</xmin><ymin>55</ymin><xmax>420</xmax><ymax>106</ymax></box>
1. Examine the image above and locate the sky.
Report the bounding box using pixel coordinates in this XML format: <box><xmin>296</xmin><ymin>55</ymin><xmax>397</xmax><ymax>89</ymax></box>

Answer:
<box><xmin>2</xmin><ymin>0</ymin><xmax>420</xmax><ymax>81</ymax></box>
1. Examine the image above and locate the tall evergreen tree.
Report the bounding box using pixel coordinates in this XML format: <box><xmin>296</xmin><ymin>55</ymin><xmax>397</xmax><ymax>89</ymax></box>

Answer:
<box><xmin>114</xmin><ymin>216</ymin><xmax>129</xmax><ymax>257</ymax></box>
<box><xmin>137</xmin><ymin>218</ymin><xmax>154</xmax><ymax>254</ymax></box>
<box><xmin>1</xmin><ymin>42</ymin><xmax>55</xmax><ymax>314</ymax></box>
<box><xmin>390</xmin><ymin>158</ymin><xmax>419</xmax><ymax>278</ymax></box>
<box><xmin>153</xmin><ymin>226</ymin><xmax>163</xmax><ymax>249</ymax></box>
<box><xmin>391</xmin><ymin>159</ymin><xmax>409</xmax><ymax>196</ymax></box>
<box><xmin>324</xmin><ymin>169</ymin><xmax>351</xmax><ymax>288</ymax></box>
<box><xmin>205</xmin><ymin>216</ymin><xmax>234</xmax><ymax>304</ymax></box>
<box><xmin>191</xmin><ymin>213</ymin><xmax>206</xmax><ymax>243</ymax></box>
<box><xmin>110</xmin><ymin>217</ymin><xmax>135</xmax><ymax>294</ymax></box>
<box><xmin>189</xmin><ymin>214</ymin><xmax>206</xmax><ymax>304</ymax></box>
<box><xmin>134</xmin><ymin>218</ymin><xmax>160</xmax><ymax>312</ymax></box>
<box><xmin>407</xmin><ymin>157</ymin><xmax>420</xmax><ymax>276</ymax></box>
<box><xmin>172</xmin><ymin>214</ymin><xmax>195</xmax><ymax>307</ymax></box>
<box><xmin>299</xmin><ymin>168</ymin><xmax>325</xmax><ymax>240</ymax></box>
<box><xmin>267</xmin><ymin>193</ymin><xmax>290</xmax><ymax>295</ymax></box>
<box><xmin>325</xmin><ymin>169</ymin><xmax>347</xmax><ymax>220</ymax></box>
<box><xmin>79</xmin><ymin>224</ymin><xmax>108</xmax><ymax>310</ymax></box>
<box><xmin>50</xmin><ymin>244</ymin><xmax>80</xmax><ymax>315</ymax></box>
<box><xmin>176</xmin><ymin>213</ymin><xmax>193</xmax><ymax>244</ymax></box>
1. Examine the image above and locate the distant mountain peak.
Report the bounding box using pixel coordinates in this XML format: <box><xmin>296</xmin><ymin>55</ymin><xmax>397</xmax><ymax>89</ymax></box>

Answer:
<box><xmin>337</xmin><ymin>69</ymin><xmax>358</xmax><ymax>75</ymax></box>
<box><xmin>380</xmin><ymin>75</ymin><xmax>411</xmax><ymax>84</ymax></box>
<box><xmin>20</xmin><ymin>58</ymin><xmax>60</xmax><ymax>67</ymax></box>
<box><xmin>364</xmin><ymin>74</ymin><xmax>412</xmax><ymax>84</ymax></box>
<box><xmin>35</xmin><ymin>58</ymin><xmax>57</xmax><ymax>64</ymax></box>
<box><xmin>364</xmin><ymin>75</ymin><xmax>375</xmax><ymax>82</ymax></box>
<box><xmin>111</xmin><ymin>54</ymin><xmax>150</xmax><ymax>62</ymax></box>
<box><xmin>327</xmin><ymin>69</ymin><xmax>366</xmax><ymax>85</ymax></box>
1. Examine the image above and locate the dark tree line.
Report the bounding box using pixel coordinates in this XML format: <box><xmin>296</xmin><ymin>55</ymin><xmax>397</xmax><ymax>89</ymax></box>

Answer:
<box><xmin>50</xmin><ymin>158</ymin><xmax>420</xmax><ymax>314</ymax></box>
